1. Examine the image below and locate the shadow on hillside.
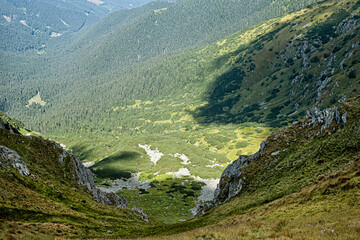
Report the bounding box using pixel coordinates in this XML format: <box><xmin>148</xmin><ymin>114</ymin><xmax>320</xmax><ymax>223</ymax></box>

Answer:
<box><xmin>192</xmin><ymin>62</ymin><xmax>245</xmax><ymax>125</ymax></box>
<box><xmin>72</xmin><ymin>144</ymin><xmax>96</xmax><ymax>161</ymax></box>
<box><xmin>90</xmin><ymin>151</ymin><xmax>140</xmax><ymax>180</ymax></box>
<box><xmin>191</xmin><ymin>22</ymin><xmax>291</xmax><ymax>127</ymax></box>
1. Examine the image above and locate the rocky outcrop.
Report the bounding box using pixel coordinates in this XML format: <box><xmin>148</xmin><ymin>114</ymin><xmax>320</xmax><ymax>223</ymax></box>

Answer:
<box><xmin>213</xmin><ymin>103</ymin><xmax>349</xmax><ymax>208</ymax></box>
<box><xmin>214</xmin><ymin>141</ymin><xmax>266</xmax><ymax>205</ymax></box>
<box><xmin>307</xmin><ymin>106</ymin><xmax>347</xmax><ymax>132</ymax></box>
<box><xmin>195</xmin><ymin>202</ymin><xmax>214</xmax><ymax>216</ymax></box>
<box><xmin>71</xmin><ymin>155</ymin><xmax>128</xmax><ymax>208</ymax></box>
<box><xmin>339</xmin><ymin>13</ymin><xmax>359</xmax><ymax>35</ymax></box>
<box><xmin>0</xmin><ymin>146</ymin><xmax>30</xmax><ymax>176</ymax></box>
<box><xmin>132</xmin><ymin>206</ymin><xmax>149</xmax><ymax>222</ymax></box>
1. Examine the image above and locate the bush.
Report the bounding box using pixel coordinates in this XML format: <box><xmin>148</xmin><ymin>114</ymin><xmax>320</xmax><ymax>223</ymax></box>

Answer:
<box><xmin>310</xmin><ymin>56</ymin><xmax>320</xmax><ymax>63</ymax></box>
<box><xmin>349</xmin><ymin>70</ymin><xmax>356</xmax><ymax>79</ymax></box>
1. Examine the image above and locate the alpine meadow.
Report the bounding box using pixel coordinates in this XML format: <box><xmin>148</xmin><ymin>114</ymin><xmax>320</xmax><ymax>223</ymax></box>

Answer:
<box><xmin>0</xmin><ymin>0</ymin><xmax>359</xmax><ymax>239</ymax></box>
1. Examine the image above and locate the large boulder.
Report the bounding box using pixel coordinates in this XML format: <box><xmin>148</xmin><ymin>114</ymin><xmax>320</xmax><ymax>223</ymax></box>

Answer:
<box><xmin>0</xmin><ymin>146</ymin><xmax>30</xmax><ymax>176</ymax></box>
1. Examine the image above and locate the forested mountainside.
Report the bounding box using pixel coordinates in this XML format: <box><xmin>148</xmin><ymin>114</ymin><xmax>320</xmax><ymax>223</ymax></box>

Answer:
<box><xmin>0</xmin><ymin>0</ymin><xmax>154</xmax><ymax>52</ymax></box>
<box><xmin>57</xmin><ymin>0</ymin><xmax>324</xmax><ymax>74</ymax></box>
<box><xmin>73</xmin><ymin>0</ymin><xmax>175</xmax><ymax>45</ymax></box>
<box><xmin>2</xmin><ymin>0</ymin><xmax>333</xmax><ymax>134</ymax></box>
<box><xmin>4</xmin><ymin>0</ymin><xmax>358</xmax><ymax>135</ymax></box>
<box><xmin>99</xmin><ymin>0</ymin><xmax>157</xmax><ymax>12</ymax></box>
<box><xmin>1</xmin><ymin>0</ymin><xmax>358</xmax><ymax>225</ymax></box>
<box><xmin>0</xmin><ymin>0</ymin><xmax>106</xmax><ymax>52</ymax></box>
<box><xmin>1</xmin><ymin>0</ymin><xmax>360</xmax><ymax>238</ymax></box>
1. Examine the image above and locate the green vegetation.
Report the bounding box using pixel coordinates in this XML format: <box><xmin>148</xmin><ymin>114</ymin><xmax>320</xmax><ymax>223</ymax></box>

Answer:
<box><xmin>2</xmin><ymin>0</ymin><xmax>360</xmax><ymax>224</ymax></box>
<box><xmin>144</xmin><ymin>95</ymin><xmax>360</xmax><ymax>239</ymax></box>
<box><xmin>0</xmin><ymin>0</ymin><xmax>153</xmax><ymax>52</ymax></box>
<box><xmin>119</xmin><ymin>177</ymin><xmax>204</xmax><ymax>224</ymax></box>
<box><xmin>1</xmin><ymin>93</ymin><xmax>359</xmax><ymax>239</ymax></box>
<box><xmin>0</xmin><ymin>117</ymin><xmax>163</xmax><ymax>239</ymax></box>
<box><xmin>1</xmin><ymin>0</ymin><xmax>360</xmax><ymax>238</ymax></box>
<box><xmin>0</xmin><ymin>0</ymin><xmax>107</xmax><ymax>52</ymax></box>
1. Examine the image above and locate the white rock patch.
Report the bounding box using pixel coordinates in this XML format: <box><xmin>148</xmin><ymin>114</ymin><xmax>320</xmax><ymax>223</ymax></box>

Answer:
<box><xmin>3</xmin><ymin>15</ymin><xmax>11</xmax><ymax>23</ymax></box>
<box><xmin>50</xmin><ymin>32</ymin><xmax>62</xmax><ymax>37</ymax></box>
<box><xmin>87</xmin><ymin>0</ymin><xmax>104</xmax><ymax>6</ymax></box>
<box><xmin>171</xmin><ymin>153</ymin><xmax>191</xmax><ymax>165</ymax></box>
<box><xmin>60</xmin><ymin>19</ymin><xmax>69</xmax><ymax>27</ymax></box>
<box><xmin>20</xmin><ymin>20</ymin><xmax>30</xmax><ymax>28</ymax></box>
<box><xmin>190</xmin><ymin>177</ymin><xmax>220</xmax><ymax>216</ymax></box>
<box><xmin>194</xmin><ymin>177</ymin><xmax>220</xmax><ymax>203</ymax></box>
<box><xmin>166</xmin><ymin>168</ymin><xmax>190</xmax><ymax>178</ymax></box>
<box><xmin>83</xmin><ymin>161</ymin><xmax>95</xmax><ymax>168</ymax></box>
<box><xmin>206</xmin><ymin>159</ymin><xmax>224</xmax><ymax>168</ymax></box>
<box><xmin>139</xmin><ymin>144</ymin><xmax>163</xmax><ymax>165</ymax></box>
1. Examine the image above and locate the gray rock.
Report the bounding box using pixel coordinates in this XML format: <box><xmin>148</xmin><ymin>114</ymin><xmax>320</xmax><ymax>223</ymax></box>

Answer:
<box><xmin>339</xmin><ymin>14</ymin><xmax>359</xmax><ymax>35</ymax></box>
<box><xmin>58</xmin><ymin>150</ymin><xmax>67</xmax><ymax>163</ymax></box>
<box><xmin>308</xmin><ymin>106</ymin><xmax>341</xmax><ymax>132</ymax></box>
<box><xmin>213</xmin><ymin>102</ymin><xmax>349</xmax><ymax>206</ymax></box>
<box><xmin>196</xmin><ymin>202</ymin><xmax>214</xmax><ymax>216</ymax></box>
<box><xmin>132</xmin><ymin>206</ymin><xmax>149</xmax><ymax>222</ymax></box>
<box><xmin>72</xmin><ymin>156</ymin><xmax>128</xmax><ymax>208</ymax></box>
<box><xmin>214</xmin><ymin>140</ymin><xmax>267</xmax><ymax>205</ymax></box>
<box><xmin>0</xmin><ymin>117</ymin><xmax>129</xmax><ymax>209</ymax></box>
<box><xmin>271</xmin><ymin>150</ymin><xmax>281</xmax><ymax>156</ymax></box>
<box><xmin>341</xmin><ymin>112</ymin><xmax>348</xmax><ymax>126</ymax></box>
<box><xmin>0</xmin><ymin>146</ymin><xmax>30</xmax><ymax>176</ymax></box>
<box><xmin>316</xmin><ymin>77</ymin><xmax>332</xmax><ymax>101</ymax></box>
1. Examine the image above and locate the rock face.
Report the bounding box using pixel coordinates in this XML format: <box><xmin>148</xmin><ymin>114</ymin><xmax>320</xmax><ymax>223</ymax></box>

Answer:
<box><xmin>195</xmin><ymin>202</ymin><xmax>214</xmax><ymax>216</ymax></box>
<box><xmin>307</xmin><ymin>106</ymin><xmax>347</xmax><ymax>132</ymax></box>
<box><xmin>0</xmin><ymin>146</ymin><xmax>30</xmax><ymax>176</ymax></box>
<box><xmin>0</xmin><ymin>117</ymin><xmax>128</xmax><ymax>209</ymax></box>
<box><xmin>339</xmin><ymin>13</ymin><xmax>359</xmax><ymax>35</ymax></box>
<box><xmin>214</xmin><ymin>141</ymin><xmax>266</xmax><ymax>205</ymax></box>
<box><xmin>70</xmin><ymin>154</ymin><xmax>128</xmax><ymax>208</ymax></box>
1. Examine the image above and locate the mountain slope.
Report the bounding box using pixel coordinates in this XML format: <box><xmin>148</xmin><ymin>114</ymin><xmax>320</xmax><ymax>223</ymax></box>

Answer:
<box><xmin>0</xmin><ymin>0</ymin><xmax>108</xmax><ymax>52</ymax></box>
<box><xmin>5</xmin><ymin>0</ymin><xmax>359</xmax><ymax>134</ymax></box>
<box><xmin>1</xmin><ymin>96</ymin><xmax>358</xmax><ymax>239</ymax></box>
<box><xmin>1</xmin><ymin>1</ymin><xmax>360</xmax><ymax>238</ymax></box>
<box><xmin>0</xmin><ymin>114</ymin><xmax>159</xmax><ymax>239</ymax></box>
<box><xmin>0</xmin><ymin>0</ymin><xmax>156</xmax><ymax>53</ymax></box>
<box><xmin>150</xmin><ymin>95</ymin><xmax>360</xmax><ymax>239</ymax></box>
<box><xmin>99</xmin><ymin>0</ymin><xmax>157</xmax><ymax>12</ymax></box>
<box><xmin>65</xmin><ymin>0</ymin><xmax>324</xmax><ymax>75</ymax></box>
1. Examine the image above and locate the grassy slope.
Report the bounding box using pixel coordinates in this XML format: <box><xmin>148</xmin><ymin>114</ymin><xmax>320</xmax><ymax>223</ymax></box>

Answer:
<box><xmin>136</xmin><ymin>162</ymin><xmax>359</xmax><ymax>239</ymax></box>
<box><xmin>0</xmin><ymin>116</ymin><xmax>163</xmax><ymax>239</ymax></box>
<box><xmin>136</xmin><ymin>95</ymin><xmax>360</xmax><ymax>239</ymax></box>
